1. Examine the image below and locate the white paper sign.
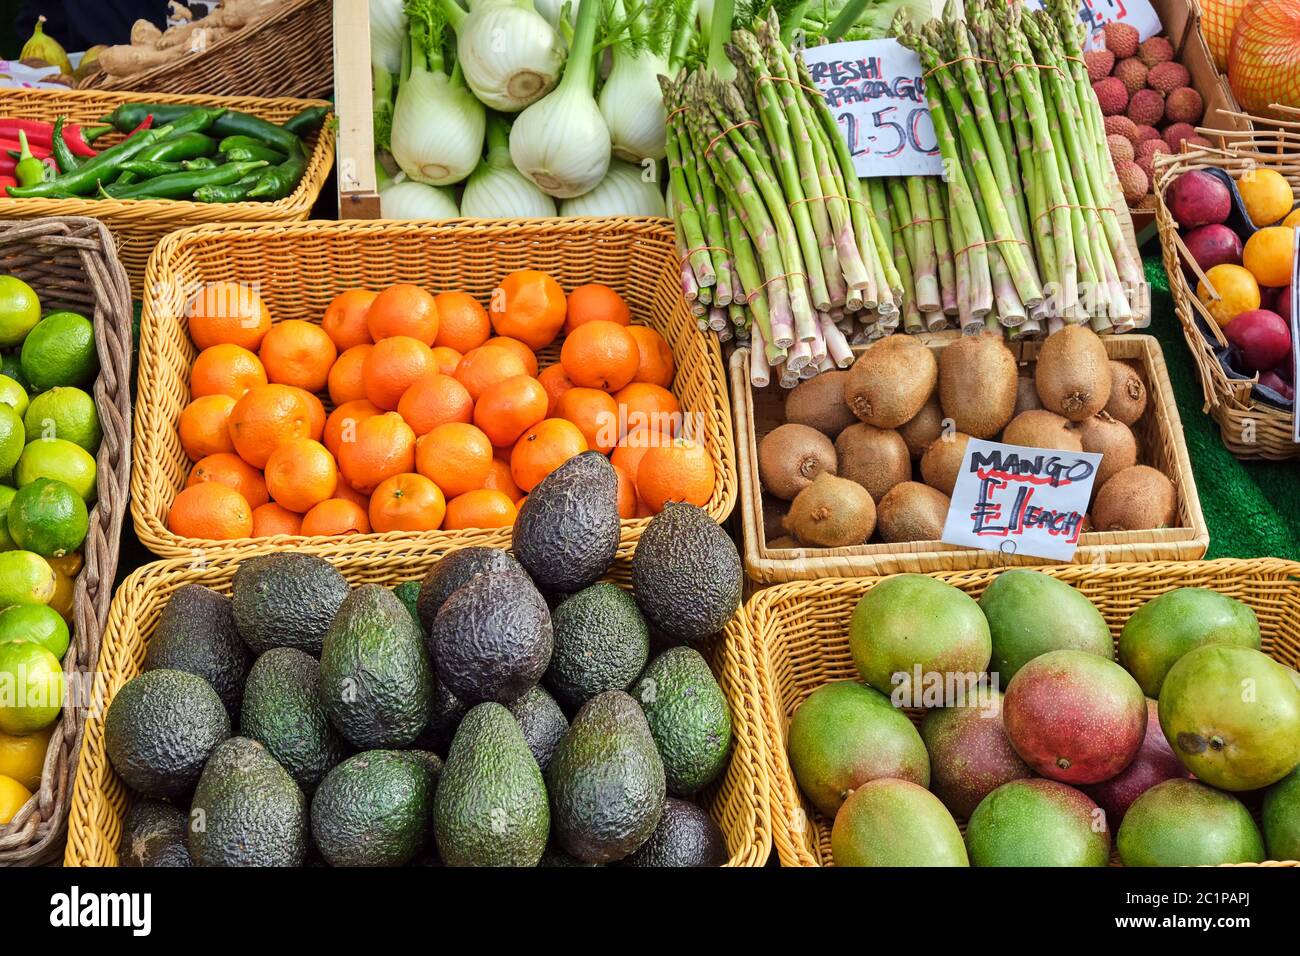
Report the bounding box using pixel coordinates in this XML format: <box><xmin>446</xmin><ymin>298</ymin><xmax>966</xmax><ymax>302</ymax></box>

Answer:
<box><xmin>940</xmin><ymin>438</ymin><xmax>1103</xmax><ymax>561</ymax></box>
<box><xmin>802</xmin><ymin>38</ymin><xmax>944</xmax><ymax>179</ymax></box>
<box><xmin>1024</xmin><ymin>0</ymin><xmax>1162</xmax><ymax>50</ymax></box>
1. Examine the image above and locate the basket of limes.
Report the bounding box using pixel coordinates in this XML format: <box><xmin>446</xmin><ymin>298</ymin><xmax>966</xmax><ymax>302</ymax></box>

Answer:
<box><xmin>0</xmin><ymin>217</ymin><xmax>131</xmax><ymax>865</ymax></box>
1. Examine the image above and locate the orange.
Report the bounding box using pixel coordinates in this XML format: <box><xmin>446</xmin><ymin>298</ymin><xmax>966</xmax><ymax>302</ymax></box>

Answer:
<box><xmin>489</xmin><ymin>270</ymin><xmax>567</xmax><ymax>350</ymax></box>
<box><xmin>614</xmin><ymin>465</ymin><xmax>637</xmax><ymax>519</ymax></box>
<box><xmin>367</xmin><ymin>284</ymin><xmax>439</xmax><ymax>344</ymax></box>
<box><xmin>321</xmin><ymin>288</ymin><xmax>377</xmax><ymax>350</ymax></box>
<box><xmin>363</xmin><ymin>335</ymin><xmax>439</xmax><ymax>410</ymax></box>
<box><xmin>627</xmin><ymin>325</ymin><xmax>675</xmax><ymax>388</ymax></box>
<box><xmin>179</xmin><ymin>394</ymin><xmax>237</xmax><ymax>461</ymax></box>
<box><xmin>483</xmin><ymin>456</ymin><xmax>523</xmax><ymax>502</ymax></box>
<box><xmin>290</xmin><ymin>387</ymin><xmax>326</xmax><ymax>440</ymax></box>
<box><xmin>369</xmin><ymin>473</ymin><xmax>446</xmax><ymax>532</ymax></box>
<box><xmin>330</xmin><ymin>480</ymin><xmax>371</xmax><ymax>509</ymax></box>
<box><xmin>537</xmin><ymin>363</ymin><xmax>576</xmax><ymax>415</ymax></box>
<box><xmin>258</xmin><ymin>320</ymin><xmax>337</xmax><ymax>393</ymax></box>
<box><xmin>489</xmin><ymin>336</ymin><xmax>539</xmax><ymax>377</ymax></box>
<box><xmin>1237</xmin><ymin>168</ymin><xmax>1294</xmax><ymax>227</ymax></box>
<box><xmin>556</xmin><ymin>387</ymin><xmax>619</xmax><ymax>454</ymax></box>
<box><xmin>560</xmin><ymin>320</ymin><xmax>639</xmax><ymax>392</ymax></box>
<box><xmin>1242</xmin><ymin>226</ymin><xmax>1296</xmax><ymax>288</ymax></box>
<box><xmin>250</xmin><ymin>501</ymin><xmax>302</xmax><ymax>537</ymax></box>
<box><xmin>510</xmin><ymin>418</ymin><xmax>588</xmax><ymax>492</ymax></box>
<box><xmin>636</xmin><ymin>438</ymin><xmax>715</xmax><ymax>512</ymax></box>
<box><xmin>454</xmin><ymin>344</ymin><xmax>528</xmax><ymax>402</ymax></box>
<box><xmin>301</xmin><ymin>498</ymin><xmax>370</xmax><ymax>536</ymax></box>
<box><xmin>415</xmin><ymin>422</ymin><xmax>494</xmax><ymax>498</ymax></box>
<box><xmin>324</xmin><ymin>399</ymin><xmax>381</xmax><ymax>457</ymax></box>
<box><xmin>473</xmin><ymin>375</ymin><xmax>549</xmax><ymax>448</ymax></box>
<box><xmin>433</xmin><ymin>292</ymin><xmax>491</xmax><ymax>352</ymax></box>
<box><xmin>443</xmin><ymin>489</ymin><xmax>518</xmax><ymax>530</ymax></box>
<box><xmin>264</xmin><ymin>438</ymin><xmax>338</xmax><ymax>513</ymax></box>
<box><xmin>611</xmin><ymin>426</ymin><xmax>664</xmax><ymax>485</ymax></box>
<box><xmin>396</xmin><ymin>373</ymin><xmax>473</xmax><ymax>436</ymax></box>
<box><xmin>431</xmin><ymin>346</ymin><xmax>463</xmax><ymax>376</ymax></box>
<box><xmin>328</xmin><ymin>344</ymin><xmax>374</xmax><ymax>406</ymax></box>
<box><xmin>167</xmin><ymin>482</ymin><xmax>253</xmax><ymax>540</ymax></box>
<box><xmin>190</xmin><ymin>344</ymin><xmax>266</xmax><ymax>399</ymax></box>
<box><xmin>1197</xmin><ymin>264</ymin><xmax>1261</xmax><ymax>326</ymax></box>
<box><xmin>614</xmin><ymin>382</ymin><xmax>681</xmax><ymax>439</ymax></box>
<box><xmin>228</xmin><ymin>384</ymin><xmax>313</xmax><ymax>468</ymax></box>
<box><xmin>337</xmin><ymin>412</ymin><xmax>416</xmax><ymax>493</ymax></box>
<box><xmin>564</xmin><ymin>283</ymin><xmax>631</xmax><ymax>334</ymax></box>
<box><xmin>187</xmin><ymin>281</ymin><xmax>272</xmax><ymax>351</ymax></box>
<box><xmin>187</xmin><ymin>453</ymin><xmax>269</xmax><ymax>509</ymax></box>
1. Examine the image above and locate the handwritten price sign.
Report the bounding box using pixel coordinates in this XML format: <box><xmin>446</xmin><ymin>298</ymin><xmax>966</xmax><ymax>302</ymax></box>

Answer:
<box><xmin>802</xmin><ymin>38</ymin><xmax>943</xmax><ymax>179</ymax></box>
<box><xmin>940</xmin><ymin>438</ymin><xmax>1103</xmax><ymax>561</ymax></box>
<box><xmin>1024</xmin><ymin>0</ymin><xmax>1162</xmax><ymax>50</ymax></box>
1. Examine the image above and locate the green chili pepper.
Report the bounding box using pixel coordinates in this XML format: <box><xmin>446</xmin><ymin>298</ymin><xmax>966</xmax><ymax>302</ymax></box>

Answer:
<box><xmin>193</xmin><ymin>173</ymin><xmax>265</xmax><ymax>203</ymax></box>
<box><xmin>134</xmin><ymin>132</ymin><xmax>218</xmax><ymax>164</ymax></box>
<box><xmin>107</xmin><ymin>160</ymin><xmax>268</xmax><ymax>201</ymax></box>
<box><xmin>281</xmin><ymin>105</ymin><xmax>331</xmax><ymax>137</ymax></box>
<box><xmin>14</xmin><ymin>131</ymin><xmax>46</xmax><ymax>187</ymax></box>
<box><xmin>120</xmin><ymin>159</ymin><xmax>185</xmax><ymax>178</ymax></box>
<box><xmin>51</xmin><ymin>116</ymin><xmax>80</xmax><ymax>174</ymax></box>
<box><xmin>6</xmin><ymin>123</ymin><xmax>175</xmax><ymax>198</ymax></box>
<box><xmin>113</xmin><ymin>170</ymin><xmax>139</xmax><ymax>187</ymax></box>
<box><xmin>182</xmin><ymin>157</ymin><xmax>219</xmax><ymax>171</ymax></box>
<box><xmin>104</xmin><ymin>104</ymin><xmax>301</xmax><ymax>155</ymax></box>
<box><xmin>246</xmin><ymin>138</ymin><xmax>307</xmax><ymax>201</ymax></box>
<box><xmin>218</xmin><ymin>136</ymin><xmax>284</xmax><ymax>164</ymax></box>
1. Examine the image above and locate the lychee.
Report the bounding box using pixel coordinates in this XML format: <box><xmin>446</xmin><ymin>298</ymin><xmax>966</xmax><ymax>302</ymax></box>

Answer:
<box><xmin>1127</xmin><ymin>88</ymin><xmax>1165</xmax><ymax>126</ymax></box>
<box><xmin>1104</xmin><ymin>114</ymin><xmax>1141</xmax><ymax>144</ymax></box>
<box><xmin>1164</xmin><ymin>122</ymin><xmax>1198</xmax><ymax>152</ymax></box>
<box><xmin>1115</xmin><ymin>160</ymin><xmax>1150</xmax><ymax>204</ymax></box>
<box><xmin>1185</xmin><ymin>135</ymin><xmax>1212</xmax><ymax>150</ymax></box>
<box><xmin>1136</xmin><ymin>154</ymin><xmax>1159</xmax><ymax>186</ymax></box>
<box><xmin>1104</xmin><ymin>21</ymin><xmax>1140</xmax><ymax>59</ymax></box>
<box><xmin>1147</xmin><ymin>61</ymin><xmax>1190</xmax><ymax>94</ymax></box>
<box><xmin>1093</xmin><ymin>77</ymin><xmax>1130</xmax><ymax>117</ymax></box>
<box><xmin>1085</xmin><ymin>49</ymin><xmax>1116</xmax><ymax>82</ymax></box>
<box><xmin>1136</xmin><ymin>124</ymin><xmax>1163</xmax><ymax>143</ymax></box>
<box><xmin>1138</xmin><ymin>138</ymin><xmax>1173</xmax><ymax>163</ymax></box>
<box><xmin>1113</xmin><ymin>57</ymin><xmax>1149</xmax><ymax>94</ymax></box>
<box><xmin>1166</xmin><ymin>87</ymin><xmax>1204</xmax><ymax>125</ymax></box>
<box><xmin>1107</xmin><ymin>134</ymin><xmax>1136</xmax><ymax>164</ymax></box>
<box><xmin>1139</xmin><ymin>36</ymin><xmax>1175</xmax><ymax>67</ymax></box>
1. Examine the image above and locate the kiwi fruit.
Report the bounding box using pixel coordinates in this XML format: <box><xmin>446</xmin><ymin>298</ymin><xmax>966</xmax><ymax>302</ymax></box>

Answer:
<box><xmin>785</xmin><ymin>370</ymin><xmax>856</xmax><ymax>438</ymax></box>
<box><xmin>769</xmin><ymin>535</ymin><xmax>801</xmax><ymax>550</ymax></box>
<box><xmin>784</xmin><ymin>473</ymin><xmax>877</xmax><ymax>547</ymax></box>
<box><xmin>897</xmin><ymin>393</ymin><xmax>946</xmax><ymax>458</ymax></box>
<box><xmin>843</xmin><ymin>335</ymin><xmax>938</xmax><ymax>428</ymax></box>
<box><xmin>758</xmin><ymin>423</ymin><xmax>837</xmax><ymax>500</ymax></box>
<box><xmin>1014</xmin><ymin>375</ymin><xmax>1042</xmax><ymax>417</ymax></box>
<box><xmin>938</xmin><ymin>334</ymin><xmax>1018</xmax><ymax>438</ymax></box>
<box><xmin>1078</xmin><ymin>412</ymin><xmax>1137</xmax><ymax>489</ymax></box>
<box><xmin>919</xmin><ymin>432</ymin><xmax>972</xmax><ymax>496</ymax></box>
<box><xmin>876</xmin><ymin>482</ymin><xmax>951</xmax><ymax>544</ymax></box>
<box><xmin>1103</xmin><ymin>360</ymin><xmax>1148</xmax><ymax>426</ymax></box>
<box><xmin>1091</xmin><ymin>465</ymin><xmax>1176</xmax><ymax>531</ymax></box>
<box><xmin>1034</xmin><ymin>325</ymin><xmax>1112</xmax><ymax>421</ymax></box>
<box><xmin>1002</xmin><ymin>410</ymin><xmax>1083</xmax><ymax>451</ymax></box>
<box><xmin>762</xmin><ymin>495</ymin><xmax>790</xmax><ymax>543</ymax></box>
<box><xmin>834</xmin><ymin>424</ymin><xmax>911</xmax><ymax>502</ymax></box>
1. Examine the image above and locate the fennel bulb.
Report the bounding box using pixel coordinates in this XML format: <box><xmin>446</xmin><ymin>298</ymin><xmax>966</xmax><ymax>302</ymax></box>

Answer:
<box><xmin>559</xmin><ymin>160</ymin><xmax>667</xmax><ymax>218</ymax></box>
<box><xmin>531</xmin><ymin>0</ymin><xmax>578</xmax><ymax>28</ymax></box>
<box><xmin>461</xmin><ymin>116</ymin><xmax>558</xmax><ymax>218</ymax></box>
<box><xmin>380</xmin><ymin>179</ymin><xmax>461</xmax><ymax>219</ymax></box>
<box><xmin>599</xmin><ymin>48</ymin><xmax>668</xmax><ymax>162</ymax></box>
<box><xmin>443</xmin><ymin>0</ymin><xmax>566</xmax><ymax>112</ymax></box>
<box><xmin>510</xmin><ymin>0</ymin><xmax>611</xmax><ymax>198</ymax></box>
<box><xmin>370</xmin><ymin>0</ymin><xmax>407</xmax><ymax>73</ymax></box>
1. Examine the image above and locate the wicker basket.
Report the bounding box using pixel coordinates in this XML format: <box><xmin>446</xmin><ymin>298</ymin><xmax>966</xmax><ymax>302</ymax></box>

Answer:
<box><xmin>0</xmin><ymin>218</ymin><xmax>132</xmax><ymax>866</ymax></box>
<box><xmin>733</xmin><ymin>334</ymin><xmax>1208</xmax><ymax>583</ymax></box>
<box><xmin>0</xmin><ymin>87</ymin><xmax>335</xmax><ymax>297</ymax></box>
<box><xmin>63</xmin><ymin>545</ymin><xmax>770</xmax><ymax>867</ymax></box>
<box><xmin>1153</xmin><ymin>119</ymin><xmax>1299</xmax><ymax>460</ymax></box>
<box><xmin>752</xmin><ymin>558</ymin><xmax>1300</xmax><ymax>868</ymax></box>
<box><xmin>132</xmin><ymin>217</ymin><xmax>737</xmax><ymax>560</ymax></box>
<box><xmin>79</xmin><ymin>0</ymin><xmax>332</xmax><ymax>100</ymax></box>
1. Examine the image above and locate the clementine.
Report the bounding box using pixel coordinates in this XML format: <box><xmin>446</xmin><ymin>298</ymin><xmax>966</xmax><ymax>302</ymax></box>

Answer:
<box><xmin>327</xmin><ymin>344</ymin><xmax>374</xmax><ymax>406</ymax></box>
<box><xmin>227</xmin><ymin>384</ymin><xmax>313</xmax><ymax>468</ymax></box>
<box><xmin>367</xmin><ymin>284</ymin><xmax>439</xmax><ymax>344</ymax></box>
<box><xmin>397</xmin><ymin>373</ymin><xmax>473</xmax><ymax>436</ymax></box>
<box><xmin>363</xmin><ymin>335</ymin><xmax>439</xmax><ymax>410</ymax></box>
<box><xmin>564</xmin><ymin>283</ymin><xmax>631</xmax><ymax>333</ymax></box>
<box><xmin>560</xmin><ymin>320</ymin><xmax>639</xmax><ymax>391</ymax></box>
<box><xmin>636</xmin><ymin>438</ymin><xmax>715</xmax><ymax>512</ymax></box>
<box><xmin>510</xmin><ymin>418</ymin><xmax>588</xmax><ymax>492</ymax></box>
<box><xmin>415</xmin><ymin>422</ymin><xmax>494</xmax><ymax>498</ymax></box>
<box><xmin>443</xmin><ymin>489</ymin><xmax>518</xmax><ymax>530</ymax></box>
<box><xmin>369</xmin><ymin>473</ymin><xmax>446</xmax><ymax>532</ymax></box>
<box><xmin>250</xmin><ymin>501</ymin><xmax>303</xmax><ymax>537</ymax></box>
<box><xmin>433</xmin><ymin>291</ymin><xmax>491</xmax><ymax>352</ymax></box>
<box><xmin>321</xmin><ymin>288</ymin><xmax>377</xmax><ymax>350</ymax></box>
<box><xmin>489</xmin><ymin>270</ymin><xmax>567</xmax><ymax>350</ymax></box>
<box><xmin>627</xmin><ymin>325</ymin><xmax>675</xmax><ymax>387</ymax></box>
<box><xmin>258</xmin><ymin>319</ymin><xmax>337</xmax><ymax>393</ymax></box>
<box><xmin>187</xmin><ymin>453</ymin><xmax>269</xmax><ymax>509</ymax></box>
<box><xmin>264</xmin><ymin>438</ymin><xmax>338</xmax><ymax>513</ymax></box>
<box><xmin>179</xmin><ymin>394</ymin><xmax>237</xmax><ymax>461</ymax></box>
<box><xmin>474</xmin><ymin>375</ymin><xmax>549</xmax><ymax>448</ymax></box>
<box><xmin>556</xmin><ymin>387</ymin><xmax>620</xmax><ymax>454</ymax></box>
<box><xmin>167</xmin><ymin>482</ymin><xmax>252</xmax><ymax>540</ymax></box>
<box><xmin>337</xmin><ymin>412</ymin><xmax>416</xmax><ymax>493</ymax></box>
<box><xmin>187</xmin><ymin>281</ymin><xmax>272</xmax><ymax>351</ymax></box>
<box><xmin>301</xmin><ymin>498</ymin><xmax>371</xmax><ymax>536</ymax></box>
<box><xmin>190</xmin><ymin>344</ymin><xmax>266</xmax><ymax>400</ymax></box>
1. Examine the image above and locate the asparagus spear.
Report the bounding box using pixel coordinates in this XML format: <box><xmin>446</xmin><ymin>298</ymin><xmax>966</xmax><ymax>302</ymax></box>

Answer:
<box><xmin>926</xmin><ymin>177</ymin><xmax>958</xmax><ymax>316</ymax></box>
<box><xmin>662</xmin><ymin>78</ymin><xmax>716</xmax><ymax>291</ymax></box>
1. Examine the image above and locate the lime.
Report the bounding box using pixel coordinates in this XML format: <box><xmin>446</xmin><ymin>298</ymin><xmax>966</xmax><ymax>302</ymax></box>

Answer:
<box><xmin>0</xmin><ymin>550</ymin><xmax>55</xmax><ymax>607</ymax></box>
<box><xmin>0</xmin><ymin>486</ymin><xmax>14</xmax><ymax>550</ymax></box>
<box><xmin>0</xmin><ymin>276</ymin><xmax>41</xmax><ymax>349</ymax></box>
<box><xmin>20</xmin><ymin>311</ymin><xmax>98</xmax><ymax>391</ymax></box>
<box><xmin>0</xmin><ymin>639</ymin><xmax>63</xmax><ymax>735</ymax></box>
<box><xmin>0</xmin><ymin>604</ymin><xmax>69</xmax><ymax>659</ymax></box>
<box><xmin>0</xmin><ymin>354</ymin><xmax>28</xmax><ymax>391</ymax></box>
<box><xmin>7</xmin><ymin>478</ymin><xmax>88</xmax><ymax>558</ymax></box>
<box><xmin>0</xmin><ymin>374</ymin><xmax>27</xmax><ymax>419</ymax></box>
<box><xmin>15</xmin><ymin>438</ymin><xmax>96</xmax><ymax>503</ymax></box>
<box><xmin>23</xmin><ymin>387</ymin><xmax>101</xmax><ymax>453</ymax></box>
<box><xmin>0</xmin><ymin>773</ymin><xmax>32</xmax><ymax>824</ymax></box>
<box><xmin>0</xmin><ymin>404</ymin><xmax>23</xmax><ymax>479</ymax></box>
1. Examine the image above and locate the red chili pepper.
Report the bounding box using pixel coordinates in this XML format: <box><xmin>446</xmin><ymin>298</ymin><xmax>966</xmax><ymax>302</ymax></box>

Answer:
<box><xmin>0</xmin><ymin>118</ymin><xmax>100</xmax><ymax>158</ymax></box>
<box><xmin>123</xmin><ymin>114</ymin><xmax>154</xmax><ymax>141</ymax></box>
<box><xmin>0</xmin><ymin>156</ymin><xmax>16</xmax><ymax>177</ymax></box>
<box><xmin>0</xmin><ymin>174</ymin><xmax>17</xmax><ymax>197</ymax></box>
<box><xmin>0</xmin><ymin>137</ymin><xmax>50</xmax><ymax>158</ymax></box>
<box><xmin>62</xmin><ymin>124</ymin><xmax>103</xmax><ymax>157</ymax></box>
<box><xmin>0</xmin><ymin>118</ymin><xmax>53</xmax><ymax>143</ymax></box>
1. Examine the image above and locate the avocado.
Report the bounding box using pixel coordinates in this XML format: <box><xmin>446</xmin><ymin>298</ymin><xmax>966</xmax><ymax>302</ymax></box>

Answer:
<box><xmin>632</xmin><ymin>646</ymin><xmax>731</xmax><ymax>794</ymax></box>
<box><xmin>310</xmin><ymin>750</ymin><xmax>441</xmax><ymax>867</ymax></box>
<box><xmin>188</xmin><ymin>737</ymin><xmax>307</xmax><ymax>867</ymax></box>
<box><xmin>240</xmin><ymin>647</ymin><xmax>349</xmax><ymax>793</ymax></box>
<box><xmin>545</xmin><ymin>582</ymin><xmax>649</xmax><ymax>710</ymax></box>
<box><xmin>539</xmin><ymin>846</ymin><xmax>602</xmax><ymax>866</ymax></box>
<box><xmin>231</xmin><ymin>553</ymin><xmax>350</xmax><ymax>656</ymax></box>
<box><xmin>104</xmin><ymin>669</ymin><xmax>231</xmax><ymax>800</ymax></box>
<box><xmin>432</xmin><ymin>702</ymin><xmax>550</xmax><ymax>866</ymax></box>
<box><xmin>546</xmin><ymin>690</ymin><xmax>666</xmax><ymax>863</ymax></box>
<box><xmin>507</xmin><ymin>684</ymin><xmax>568</xmax><ymax>770</ymax></box>
<box><xmin>512</xmin><ymin>451</ymin><xmax>620</xmax><ymax>594</ymax></box>
<box><xmin>417</xmin><ymin>547</ymin><xmax>527</xmax><ymax>631</ymax></box>
<box><xmin>143</xmin><ymin>584</ymin><xmax>250</xmax><ymax>716</ymax></box>
<box><xmin>414</xmin><ymin>674</ymin><xmax>468</xmax><ymax>756</ymax></box>
<box><xmin>392</xmin><ymin>581</ymin><xmax>423</xmax><ymax>631</ymax></box>
<box><xmin>631</xmin><ymin>504</ymin><xmax>741</xmax><ymax>643</ymax></box>
<box><xmin>621</xmin><ymin>798</ymin><xmax>728</xmax><ymax>867</ymax></box>
<box><xmin>120</xmin><ymin>800</ymin><xmax>192</xmax><ymax>867</ymax></box>
<box><xmin>430</xmin><ymin>569</ymin><xmax>552</xmax><ymax>705</ymax></box>
<box><xmin>319</xmin><ymin>585</ymin><xmax>433</xmax><ymax>749</ymax></box>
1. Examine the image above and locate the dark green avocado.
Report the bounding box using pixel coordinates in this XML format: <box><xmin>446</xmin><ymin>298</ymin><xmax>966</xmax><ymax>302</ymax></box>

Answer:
<box><xmin>512</xmin><ymin>451</ymin><xmax>619</xmax><ymax>594</ymax></box>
